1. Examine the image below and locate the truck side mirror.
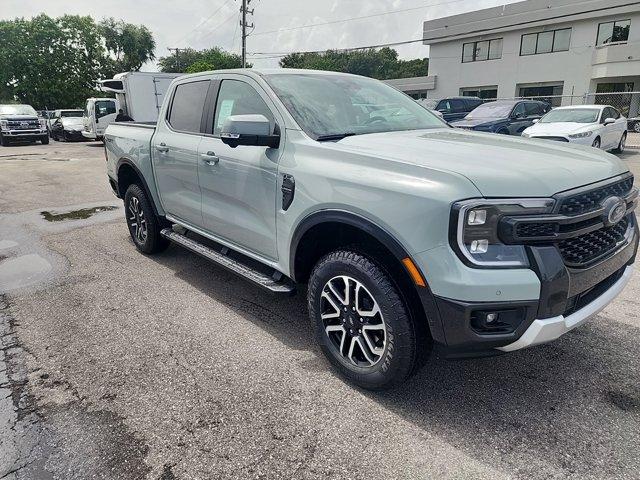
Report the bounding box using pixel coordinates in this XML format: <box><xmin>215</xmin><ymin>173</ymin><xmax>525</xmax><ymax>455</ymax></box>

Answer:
<box><xmin>220</xmin><ymin>114</ymin><xmax>280</xmax><ymax>149</ymax></box>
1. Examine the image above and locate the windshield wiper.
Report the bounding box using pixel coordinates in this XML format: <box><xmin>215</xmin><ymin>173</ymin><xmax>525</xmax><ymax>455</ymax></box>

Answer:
<box><xmin>315</xmin><ymin>132</ymin><xmax>357</xmax><ymax>141</ymax></box>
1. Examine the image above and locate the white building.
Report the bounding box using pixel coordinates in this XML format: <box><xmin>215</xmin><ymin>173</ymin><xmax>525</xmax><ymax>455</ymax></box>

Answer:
<box><xmin>421</xmin><ymin>0</ymin><xmax>640</xmax><ymax>114</ymax></box>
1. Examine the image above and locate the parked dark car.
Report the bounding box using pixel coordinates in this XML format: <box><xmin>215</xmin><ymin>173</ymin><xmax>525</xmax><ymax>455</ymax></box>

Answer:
<box><xmin>628</xmin><ymin>117</ymin><xmax>640</xmax><ymax>133</ymax></box>
<box><xmin>451</xmin><ymin>100</ymin><xmax>551</xmax><ymax>135</ymax></box>
<box><xmin>428</xmin><ymin>96</ymin><xmax>484</xmax><ymax>122</ymax></box>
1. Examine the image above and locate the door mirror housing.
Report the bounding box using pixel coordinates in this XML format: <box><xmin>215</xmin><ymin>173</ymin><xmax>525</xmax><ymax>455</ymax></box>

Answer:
<box><xmin>532</xmin><ymin>118</ymin><xmax>540</xmax><ymax>123</ymax></box>
<box><xmin>604</xmin><ymin>117</ymin><xmax>616</xmax><ymax>125</ymax></box>
<box><xmin>220</xmin><ymin>114</ymin><xmax>280</xmax><ymax>148</ymax></box>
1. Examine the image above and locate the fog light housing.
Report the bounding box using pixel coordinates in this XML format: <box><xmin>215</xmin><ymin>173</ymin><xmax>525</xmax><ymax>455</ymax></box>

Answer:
<box><xmin>470</xmin><ymin>309</ymin><xmax>525</xmax><ymax>335</ymax></box>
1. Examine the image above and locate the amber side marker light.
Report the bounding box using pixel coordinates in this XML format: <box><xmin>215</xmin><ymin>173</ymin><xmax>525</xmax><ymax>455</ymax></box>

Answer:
<box><xmin>402</xmin><ymin>257</ymin><xmax>426</xmax><ymax>287</ymax></box>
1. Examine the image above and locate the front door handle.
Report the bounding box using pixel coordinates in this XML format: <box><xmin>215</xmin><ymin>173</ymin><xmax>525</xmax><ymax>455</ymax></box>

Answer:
<box><xmin>156</xmin><ymin>143</ymin><xmax>169</xmax><ymax>153</ymax></box>
<box><xmin>201</xmin><ymin>151</ymin><xmax>219</xmax><ymax>165</ymax></box>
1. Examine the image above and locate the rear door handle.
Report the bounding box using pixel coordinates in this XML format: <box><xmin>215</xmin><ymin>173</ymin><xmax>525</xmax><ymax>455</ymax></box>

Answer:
<box><xmin>156</xmin><ymin>142</ymin><xmax>169</xmax><ymax>153</ymax></box>
<box><xmin>200</xmin><ymin>151</ymin><xmax>219</xmax><ymax>165</ymax></box>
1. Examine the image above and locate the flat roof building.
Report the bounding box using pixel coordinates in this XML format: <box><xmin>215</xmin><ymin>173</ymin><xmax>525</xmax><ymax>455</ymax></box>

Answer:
<box><xmin>421</xmin><ymin>0</ymin><xmax>640</xmax><ymax>114</ymax></box>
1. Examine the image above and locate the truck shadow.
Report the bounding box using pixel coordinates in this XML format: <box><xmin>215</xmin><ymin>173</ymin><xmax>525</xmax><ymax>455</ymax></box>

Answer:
<box><xmin>152</xmin><ymin>244</ymin><xmax>640</xmax><ymax>478</ymax></box>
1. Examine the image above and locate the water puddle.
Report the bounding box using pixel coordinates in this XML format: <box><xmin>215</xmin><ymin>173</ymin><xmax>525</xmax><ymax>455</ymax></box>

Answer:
<box><xmin>0</xmin><ymin>253</ymin><xmax>52</xmax><ymax>292</ymax></box>
<box><xmin>41</xmin><ymin>206</ymin><xmax>118</xmax><ymax>222</ymax></box>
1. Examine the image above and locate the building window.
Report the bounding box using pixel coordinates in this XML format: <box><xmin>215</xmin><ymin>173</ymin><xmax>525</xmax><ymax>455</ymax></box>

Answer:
<box><xmin>462</xmin><ymin>38</ymin><xmax>502</xmax><ymax>62</ymax></box>
<box><xmin>520</xmin><ymin>28</ymin><xmax>571</xmax><ymax>56</ymax></box>
<box><xmin>460</xmin><ymin>86</ymin><xmax>498</xmax><ymax>100</ymax></box>
<box><xmin>596</xmin><ymin>20</ymin><xmax>630</xmax><ymax>45</ymax></box>
<box><xmin>518</xmin><ymin>84</ymin><xmax>564</xmax><ymax>107</ymax></box>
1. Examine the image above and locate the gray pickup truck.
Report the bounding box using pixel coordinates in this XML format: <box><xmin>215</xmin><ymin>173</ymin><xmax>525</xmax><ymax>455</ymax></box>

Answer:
<box><xmin>104</xmin><ymin>69</ymin><xmax>638</xmax><ymax>389</ymax></box>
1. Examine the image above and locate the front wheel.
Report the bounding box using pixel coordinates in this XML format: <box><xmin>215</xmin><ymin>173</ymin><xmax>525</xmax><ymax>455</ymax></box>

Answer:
<box><xmin>308</xmin><ymin>249</ymin><xmax>418</xmax><ymax>390</ymax></box>
<box><xmin>124</xmin><ymin>184</ymin><xmax>169</xmax><ymax>254</ymax></box>
<box><xmin>41</xmin><ymin>135</ymin><xmax>49</xmax><ymax>145</ymax></box>
<box><xmin>0</xmin><ymin>134</ymin><xmax>9</xmax><ymax>146</ymax></box>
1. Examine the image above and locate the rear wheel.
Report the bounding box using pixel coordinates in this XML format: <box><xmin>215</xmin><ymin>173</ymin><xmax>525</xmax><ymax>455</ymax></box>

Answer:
<box><xmin>613</xmin><ymin>132</ymin><xmax>626</xmax><ymax>154</ymax></box>
<box><xmin>308</xmin><ymin>249</ymin><xmax>418</xmax><ymax>390</ymax></box>
<box><xmin>592</xmin><ymin>136</ymin><xmax>601</xmax><ymax>149</ymax></box>
<box><xmin>124</xmin><ymin>184</ymin><xmax>169</xmax><ymax>254</ymax></box>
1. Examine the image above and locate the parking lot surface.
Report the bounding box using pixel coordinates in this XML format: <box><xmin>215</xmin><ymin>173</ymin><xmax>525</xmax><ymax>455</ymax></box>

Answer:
<box><xmin>1</xmin><ymin>141</ymin><xmax>640</xmax><ymax>479</ymax></box>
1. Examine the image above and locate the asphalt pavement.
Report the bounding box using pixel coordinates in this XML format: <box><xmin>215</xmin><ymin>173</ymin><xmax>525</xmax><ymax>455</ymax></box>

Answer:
<box><xmin>0</xmin><ymin>140</ymin><xmax>639</xmax><ymax>479</ymax></box>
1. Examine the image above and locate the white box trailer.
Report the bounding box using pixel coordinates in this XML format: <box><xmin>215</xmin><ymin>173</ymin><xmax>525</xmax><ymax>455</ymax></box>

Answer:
<box><xmin>99</xmin><ymin>72</ymin><xmax>184</xmax><ymax>123</ymax></box>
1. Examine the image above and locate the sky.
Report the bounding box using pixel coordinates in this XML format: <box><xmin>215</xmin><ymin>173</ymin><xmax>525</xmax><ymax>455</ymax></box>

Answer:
<box><xmin>0</xmin><ymin>0</ymin><xmax>518</xmax><ymax>70</ymax></box>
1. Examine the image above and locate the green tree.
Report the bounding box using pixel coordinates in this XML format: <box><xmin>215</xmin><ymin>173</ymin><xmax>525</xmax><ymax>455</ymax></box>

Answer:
<box><xmin>0</xmin><ymin>14</ymin><xmax>154</xmax><ymax>109</ymax></box>
<box><xmin>0</xmin><ymin>14</ymin><xmax>107</xmax><ymax>109</ymax></box>
<box><xmin>279</xmin><ymin>47</ymin><xmax>428</xmax><ymax>80</ymax></box>
<box><xmin>100</xmin><ymin>18</ymin><xmax>156</xmax><ymax>74</ymax></box>
<box><xmin>159</xmin><ymin>47</ymin><xmax>247</xmax><ymax>73</ymax></box>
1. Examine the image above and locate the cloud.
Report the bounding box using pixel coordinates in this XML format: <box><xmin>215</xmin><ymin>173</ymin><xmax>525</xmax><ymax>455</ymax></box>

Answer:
<box><xmin>1</xmin><ymin>0</ymin><xmax>519</xmax><ymax>70</ymax></box>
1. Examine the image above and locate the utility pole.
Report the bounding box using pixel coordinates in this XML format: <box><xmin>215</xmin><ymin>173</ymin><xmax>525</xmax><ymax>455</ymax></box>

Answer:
<box><xmin>240</xmin><ymin>0</ymin><xmax>254</xmax><ymax>68</ymax></box>
<box><xmin>167</xmin><ymin>47</ymin><xmax>182</xmax><ymax>71</ymax></box>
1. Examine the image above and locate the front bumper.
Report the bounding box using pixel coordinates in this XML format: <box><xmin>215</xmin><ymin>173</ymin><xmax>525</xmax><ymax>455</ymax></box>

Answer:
<box><xmin>498</xmin><ymin>265</ymin><xmax>633</xmax><ymax>351</ymax></box>
<box><xmin>424</xmin><ymin>214</ymin><xmax>638</xmax><ymax>357</ymax></box>
<box><xmin>1</xmin><ymin>129</ymin><xmax>47</xmax><ymax>137</ymax></box>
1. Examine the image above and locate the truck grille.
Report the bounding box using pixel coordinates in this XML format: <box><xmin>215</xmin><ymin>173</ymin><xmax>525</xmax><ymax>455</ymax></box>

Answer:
<box><xmin>7</xmin><ymin>119</ymin><xmax>40</xmax><ymax>129</ymax></box>
<box><xmin>558</xmin><ymin>176</ymin><xmax>634</xmax><ymax>216</ymax></box>
<box><xmin>515</xmin><ymin>222</ymin><xmax>558</xmax><ymax>238</ymax></box>
<box><xmin>558</xmin><ymin>216</ymin><xmax>630</xmax><ymax>267</ymax></box>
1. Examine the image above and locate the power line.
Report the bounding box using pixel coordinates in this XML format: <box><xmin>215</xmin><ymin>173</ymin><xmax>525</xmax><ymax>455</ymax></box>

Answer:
<box><xmin>249</xmin><ymin>0</ymin><xmax>471</xmax><ymax>38</ymax></box>
<box><xmin>172</xmin><ymin>0</ymin><xmax>236</xmax><ymax>46</ymax></box>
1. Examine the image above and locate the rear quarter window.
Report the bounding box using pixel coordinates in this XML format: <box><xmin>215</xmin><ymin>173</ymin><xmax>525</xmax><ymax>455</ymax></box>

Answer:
<box><xmin>168</xmin><ymin>80</ymin><xmax>210</xmax><ymax>133</ymax></box>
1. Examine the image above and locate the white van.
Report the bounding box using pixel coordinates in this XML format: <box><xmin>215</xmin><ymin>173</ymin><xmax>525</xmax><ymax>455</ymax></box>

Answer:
<box><xmin>98</xmin><ymin>72</ymin><xmax>183</xmax><ymax>123</ymax></box>
<box><xmin>82</xmin><ymin>98</ymin><xmax>118</xmax><ymax>141</ymax></box>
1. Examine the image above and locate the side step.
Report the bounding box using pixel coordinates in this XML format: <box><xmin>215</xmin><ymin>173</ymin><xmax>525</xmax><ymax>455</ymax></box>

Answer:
<box><xmin>160</xmin><ymin>228</ymin><xmax>296</xmax><ymax>295</ymax></box>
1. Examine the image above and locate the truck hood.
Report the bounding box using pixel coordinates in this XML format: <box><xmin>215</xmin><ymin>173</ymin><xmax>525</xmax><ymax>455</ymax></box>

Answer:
<box><xmin>332</xmin><ymin>129</ymin><xmax>627</xmax><ymax>197</ymax></box>
<box><xmin>0</xmin><ymin>115</ymin><xmax>38</xmax><ymax>121</ymax></box>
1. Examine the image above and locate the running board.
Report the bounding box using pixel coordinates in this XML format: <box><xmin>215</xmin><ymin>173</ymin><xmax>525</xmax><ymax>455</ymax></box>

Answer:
<box><xmin>160</xmin><ymin>228</ymin><xmax>296</xmax><ymax>295</ymax></box>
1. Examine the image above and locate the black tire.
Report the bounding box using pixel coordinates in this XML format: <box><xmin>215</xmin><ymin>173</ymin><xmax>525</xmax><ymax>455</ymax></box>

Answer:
<box><xmin>634</xmin><ymin>122</ymin><xmax>640</xmax><ymax>133</ymax></box>
<box><xmin>0</xmin><ymin>134</ymin><xmax>8</xmax><ymax>146</ymax></box>
<box><xmin>41</xmin><ymin>135</ymin><xmax>49</xmax><ymax>145</ymax></box>
<box><xmin>124</xmin><ymin>184</ymin><xmax>169</xmax><ymax>254</ymax></box>
<box><xmin>592</xmin><ymin>136</ymin><xmax>601</xmax><ymax>149</ymax></box>
<box><xmin>613</xmin><ymin>132</ymin><xmax>626</xmax><ymax>154</ymax></box>
<box><xmin>308</xmin><ymin>249</ymin><xmax>417</xmax><ymax>390</ymax></box>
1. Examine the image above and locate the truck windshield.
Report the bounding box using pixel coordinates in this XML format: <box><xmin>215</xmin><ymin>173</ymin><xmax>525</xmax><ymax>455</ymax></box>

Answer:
<box><xmin>539</xmin><ymin>108</ymin><xmax>600</xmax><ymax>123</ymax></box>
<box><xmin>265</xmin><ymin>74</ymin><xmax>445</xmax><ymax>140</ymax></box>
<box><xmin>0</xmin><ymin>105</ymin><xmax>37</xmax><ymax>116</ymax></box>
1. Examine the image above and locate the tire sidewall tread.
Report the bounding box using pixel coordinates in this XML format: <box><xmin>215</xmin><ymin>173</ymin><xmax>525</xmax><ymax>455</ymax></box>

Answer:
<box><xmin>308</xmin><ymin>249</ymin><xmax>417</xmax><ymax>390</ymax></box>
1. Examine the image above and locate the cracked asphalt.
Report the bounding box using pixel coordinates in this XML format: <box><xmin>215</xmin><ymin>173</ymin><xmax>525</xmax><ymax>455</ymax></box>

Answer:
<box><xmin>0</xmin><ymin>140</ymin><xmax>639</xmax><ymax>479</ymax></box>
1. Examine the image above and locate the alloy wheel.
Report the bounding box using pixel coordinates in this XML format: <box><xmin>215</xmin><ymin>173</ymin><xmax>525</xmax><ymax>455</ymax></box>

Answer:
<box><xmin>320</xmin><ymin>275</ymin><xmax>387</xmax><ymax>367</ymax></box>
<box><xmin>128</xmin><ymin>196</ymin><xmax>147</xmax><ymax>244</ymax></box>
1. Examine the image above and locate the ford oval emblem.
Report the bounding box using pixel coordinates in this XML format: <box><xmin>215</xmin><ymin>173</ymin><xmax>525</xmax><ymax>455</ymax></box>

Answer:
<box><xmin>601</xmin><ymin>196</ymin><xmax>626</xmax><ymax>227</ymax></box>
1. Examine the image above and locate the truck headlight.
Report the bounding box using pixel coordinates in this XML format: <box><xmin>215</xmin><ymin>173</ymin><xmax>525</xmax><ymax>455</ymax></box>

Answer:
<box><xmin>451</xmin><ymin>199</ymin><xmax>554</xmax><ymax>268</ymax></box>
<box><xmin>568</xmin><ymin>131</ymin><xmax>592</xmax><ymax>139</ymax></box>
<box><xmin>0</xmin><ymin>120</ymin><xmax>7</xmax><ymax>131</ymax></box>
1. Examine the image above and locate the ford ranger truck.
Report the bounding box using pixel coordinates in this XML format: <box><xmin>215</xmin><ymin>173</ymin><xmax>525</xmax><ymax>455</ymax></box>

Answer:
<box><xmin>0</xmin><ymin>104</ymin><xmax>49</xmax><ymax>146</ymax></box>
<box><xmin>104</xmin><ymin>69</ymin><xmax>638</xmax><ymax>390</ymax></box>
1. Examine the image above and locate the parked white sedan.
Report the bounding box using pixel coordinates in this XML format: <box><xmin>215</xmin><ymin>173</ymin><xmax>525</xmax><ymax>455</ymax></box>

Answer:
<box><xmin>522</xmin><ymin>105</ymin><xmax>627</xmax><ymax>152</ymax></box>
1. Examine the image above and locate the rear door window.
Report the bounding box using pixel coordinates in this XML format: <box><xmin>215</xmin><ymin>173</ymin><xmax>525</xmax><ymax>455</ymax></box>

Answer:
<box><xmin>168</xmin><ymin>80</ymin><xmax>210</xmax><ymax>133</ymax></box>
